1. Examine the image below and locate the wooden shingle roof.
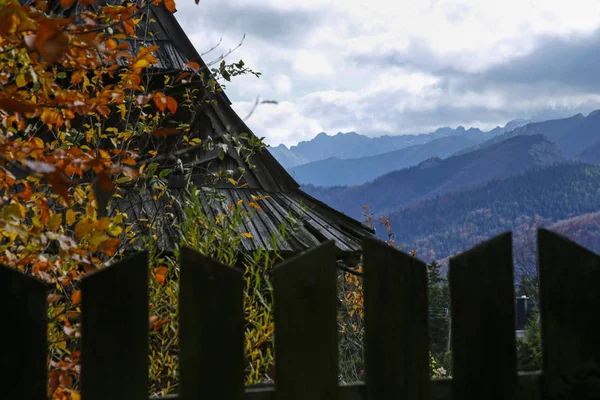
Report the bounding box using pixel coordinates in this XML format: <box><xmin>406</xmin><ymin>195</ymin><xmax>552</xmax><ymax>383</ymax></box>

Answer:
<box><xmin>27</xmin><ymin>0</ymin><xmax>375</xmax><ymax>255</ymax></box>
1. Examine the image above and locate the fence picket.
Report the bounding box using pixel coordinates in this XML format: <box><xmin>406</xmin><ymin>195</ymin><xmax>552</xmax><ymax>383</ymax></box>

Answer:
<box><xmin>449</xmin><ymin>232</ymin><xmax>517</xmax><ymax>400</ymax></box>
<box><xmin>80</xmin><ymin>252</ymin><xmax>149</xmax><ymax>400</ymax></box>
<box><xmin>538</xmin><ymin>229</ymin><xmax>600</xmax><ymax>397</ymax></box>
<box><xmin>0</xmin><ymin>266</ymin><xmax>47</xmax><ymax>399</ymax></box>
<box><xmin>363</xmin><ymin>237</ymin><xmax>430</xmax><ymax>400</ymax></box>
<box><xmin>179</xmin><ymin>247</ymin><xmax>245</xmax><ymax>400</ymax></box>
<box><xmin>273</xmin><ymin>241</ymin><xmax>339</xmax><ymax>400</ymax></box>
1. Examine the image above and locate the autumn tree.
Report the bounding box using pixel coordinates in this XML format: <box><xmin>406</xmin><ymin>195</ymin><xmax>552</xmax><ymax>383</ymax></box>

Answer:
<box><xmin>0</xmin><ymin>0</ymin><xmax>273</xmax><ymax>397</ymax></box>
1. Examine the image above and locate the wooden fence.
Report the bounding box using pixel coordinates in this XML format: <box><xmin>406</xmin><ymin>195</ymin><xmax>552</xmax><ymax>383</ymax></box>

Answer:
<box><xmin>2</xmin><ymin>229</ymin><xmax>600</xmax><ymax>400</ymax></box>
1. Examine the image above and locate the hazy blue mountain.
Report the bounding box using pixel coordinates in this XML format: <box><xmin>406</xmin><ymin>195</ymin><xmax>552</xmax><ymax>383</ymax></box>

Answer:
<box><xmin>577</xmin><ymin>140</ymin><xmax>600</xmax><ymax>164</ymax></box>
<box><xmin>268</xmin><ymin>144</ymin><xmax>308</xmax><ymax>167</ymax></box>
<box><xmin>269</xmin><ymin>119</ymin><xmax>528</xmax><ymax>168</ymax></box>
<box><xmin>456</xmin><ymin>111</ymin><xmax>600</xmax><ymax>158</ymax></box>
<box><xmin>288</xmin><ymin>135</ymin><xmax>486</xmax><ymax>186</ymax></box>
<box><xmin>556</xmin><ymin>110</ymin><xmax>600</xmax><ymax>157</ymax></box>
<box><xmin>303</xmin><ymin>134</ymin><xmax>565</xmax><ymax>219</ymax></box>
<box><xmin>486</xmin><ymin>118</ymin><xmax>532</xmax><ymax>136</ymax></box>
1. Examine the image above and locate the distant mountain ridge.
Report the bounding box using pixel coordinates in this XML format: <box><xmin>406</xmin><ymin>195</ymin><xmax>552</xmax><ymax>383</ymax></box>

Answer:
<box><xmin>270</xmin><ymin>118</ymin><xmax>531</xmax><ymax>168</ymax></box>
<box><xmin>288</xmin><ymin>135</ymin><xmax>487</xmax><ymax>186</ymax></box>
<box><xmin>303</xmin><ymin>134</ymin><xmax>564</xmax><ymax>219</ymax></box>
<box><xmin>457</xmin><ymin>110</ymin><xmax>600</xmax><ymax>159</ymax></box>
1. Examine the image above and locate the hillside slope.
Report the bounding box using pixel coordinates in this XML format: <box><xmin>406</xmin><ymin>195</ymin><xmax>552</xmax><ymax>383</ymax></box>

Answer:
<box><xmin>383</xmin><ymin>163</ymin><xmax>600</xmax><ymax>263</ymax></box>
<box><xmin>304</xmin><ymin>134</ymin><xmax>565</xmax><ymax>219</ymax></box>
<box><xmin>288</xmin><ymin>135</ymin><xmax>484</xmax><ymax>186</ymax></box>
<box><xmin>458</xmin><ymin>111</ymin><xmax>600</xmax><ymax>159</ymax></box>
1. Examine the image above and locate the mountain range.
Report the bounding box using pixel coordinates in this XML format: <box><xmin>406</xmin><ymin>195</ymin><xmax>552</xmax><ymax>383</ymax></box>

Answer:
<box><xmin>274</xmin><ymin>111</ymin><xmax>600</xmax><ymax>267</ymax></box>
<box><xmin>381</xmin><ymin>163</ymin><xmax>600</xmax><ymax>263</ymax></box>
<box><xmin>303</xmin><ymin>134</ymin><xmax>565</xmax><ymax>218</ymax></box>
<box><xmin>270</xmin><ymin>118</ymin><xmax>531</xmax><ymax>169</ymax></box>
<box><xmin>274</xmin><ymin>111</ymin><xmax>600</xmax><ymax>188</ymax></box>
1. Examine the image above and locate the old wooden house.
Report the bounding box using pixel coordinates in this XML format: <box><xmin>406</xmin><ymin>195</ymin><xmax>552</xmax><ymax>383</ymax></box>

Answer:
<box><xmin>122</xmin><ymin>2</ymin><xmax>375</xmax><ymax>260</ymax></box>
<box><xmin>22</xmin><ymin>0</ymin><xmax>375</xmax><ymax>261</ymax></box>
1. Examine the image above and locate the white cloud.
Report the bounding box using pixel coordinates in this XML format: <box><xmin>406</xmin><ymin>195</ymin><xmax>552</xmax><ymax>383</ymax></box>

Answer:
<box><xmin>231</xmin><ymin>100</ymin><xmax>324</xmax><ymax>146</ymax></box>
<box><xmin>175</xmin><ymin>0</ymin><xmax>600</xmax><ymax>146</ymax></box>
<box><xmin>293</xmin><ymin>50</ymin><xmax>335</xmax><ymax>76</ymax></box>
<box><xmin>272</xmin><ymin>74</ymin><xmax>292</xmax><ymax>94</ymax></box>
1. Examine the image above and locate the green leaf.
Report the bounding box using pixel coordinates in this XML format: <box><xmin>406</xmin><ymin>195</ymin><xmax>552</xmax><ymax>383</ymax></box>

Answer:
<box><xmin>159</xmin><ymin>169</ymin><xmax>173</xmax><ymax>179</ymax></box>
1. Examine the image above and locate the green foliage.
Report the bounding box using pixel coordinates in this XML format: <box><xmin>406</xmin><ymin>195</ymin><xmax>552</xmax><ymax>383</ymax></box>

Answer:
<box><xmin>142</xmin><ymin>176</ymin><xmax>281</xmax><ymax>395</ymax></box>
<box><xmin>428</xmin><ymin>260</ymin><xmax>450</xmax><ymax>363</ymax></box>
<box><xmin>517</xmin><ymin>306</ymin><xmax>542</xmax><ymax>372</ymax></box>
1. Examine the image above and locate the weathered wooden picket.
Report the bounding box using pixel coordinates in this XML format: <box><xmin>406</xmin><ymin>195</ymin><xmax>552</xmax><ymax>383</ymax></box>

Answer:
<box><xmin>2</xmin><ymin>229</ymin><xmax>600</xmax><ymax>399</ymax></box>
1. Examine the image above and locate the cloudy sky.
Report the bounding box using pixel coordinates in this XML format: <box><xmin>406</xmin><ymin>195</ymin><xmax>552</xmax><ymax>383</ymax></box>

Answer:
<box><xmin>174</xmin><ymin>0</ymin><xmax>600</xmax><ymax>147</ymax></box>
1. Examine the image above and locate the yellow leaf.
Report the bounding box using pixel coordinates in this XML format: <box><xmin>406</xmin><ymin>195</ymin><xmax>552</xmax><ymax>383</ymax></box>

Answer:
<box><xmin>16</xmin><ymin>73</ymin><xmax>27</xmax><ymax>88</ymax></box>
<box><xmin>133</xmin><ymin>59</ymin><xmax>151</xmax><ymax>70</ymax></box>
<box><xmin>66</xmin><ymin>209</ymin><xmax>77</xmax><ymax>226</ymax></box>
<box><xmin>95</xmin><ymin>217</ymin><xmax>110</xmax><ymax>231</ymax></box>
<box><xmin>228</xmin><ymin>178</ymin><xmax>237</xmax><ymax>186</ymax></box>
<box><xmin>75</xmin><ymin>218</ymin><xmax>95</xmax><ymax>238</ymax></box>
<box><xmin>108</xmin><ymin>225</ymin><xmax>123</xmax><ymax>236</ymax></box>
<box><xmin>241</xmin><ymin>232</ymin><xmax>253</xmax><ymax>239</ymax></box>
<box><xmin>46</xmin><ymin>213</ymin><xmax>62</xmax><ymax>231</ymax></box>
<box><xmin>86</xmin><ymin>203</ymin><xmax>96</xmax><ymax>220</ymax></box>
<box><xmin>88</xmin><ymin>231</ymin><xmax>109</xmax><ymax>246</ymax></box>
<box><xmin>237</xmin><ymin>199</ymin><xmax>243</xmax><ymax>207</ymax></box>
<box><xmin>118</xmin><ymin>104</ymin><xmax>127</xmax><ymax>119</ymax></box>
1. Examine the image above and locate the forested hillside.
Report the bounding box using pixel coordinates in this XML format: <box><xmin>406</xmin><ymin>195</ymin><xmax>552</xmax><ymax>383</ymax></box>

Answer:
<box><xmin>382</xmin><ymin>163</ymin><xmax>600</xmax><ymax>262</ymax></box>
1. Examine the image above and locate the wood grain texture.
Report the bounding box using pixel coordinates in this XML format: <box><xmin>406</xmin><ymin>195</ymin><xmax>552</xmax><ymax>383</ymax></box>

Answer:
<box><xmin>363</xmin><ymin>237</ymin><xmax>430</xmax><ymax>400</ymax></box>
<box><xmin>80</xmin><ymin>252</ymin><xmax>149</xmax><ymax>400</ymax></box>
<box><xmin>449</xmin><ymin>232</ymin><xmax>518</xmax><ymax>400</ymax></box>
<box><xmin>538</xmin><ymin>229</ymin><xmax>600</xmax><ymax>397</ymax></box>
<box><xmin>0</xmin><ymin>265</ymin><xmax>47</xmax><ymax>399</ymax></box>
<box><xmin>179</xmin><ymin>247</ymin><xmax>245</xmax><ymax>400</ymax></box>
<box><xmin>273</xmin><ymin>241</ymin><xmax>339</xmax><ymax>400</ymax></box>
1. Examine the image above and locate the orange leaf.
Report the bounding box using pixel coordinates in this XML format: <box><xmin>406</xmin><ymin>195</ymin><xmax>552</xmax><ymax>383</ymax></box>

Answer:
<box><xmin>40</xmin><ymin>198</ymin><xmax>49</xmax><ymax>224</ymax></box>
<box><xmin>186</xmin><ymin>61</ymin><xmax>200</xmax><ymax>71</ymax></box>
<box><xmin>153</xmin><ymin>92</ymin><xmax>167</xmax><ymax>112</ymax></box>
<box><xmin>166</xmin><ymin>96</ymin><xmax>177</xmax><ymax>114</ymax></box>
<box><xmin>248</xmin><ymin>201</ymin><xmax>262</xmax><ymax>211</ymax></box>
<box><xmin>71</xmin><ymin>290</ymin><xmax>81</xmax><ymax>305</ymax></box>
<box><xmin>153</xmin><ymin>128</ymin><xmax>179</xmax><ymax>136</ymax></box>
<box><xmin>164</xmin><ymin>0</ymin><xmax>176</xmax><ymax>12</ymax></box>
<box><xmin>105</xmin><ymin>38</ymin><xmax>117</xmax><ymax>50</ymax></box>
<box><xmin>60</xmin><ymin>0</ymin><xmax>75</xmax><ymax>8</ymax></box>
<box><xmin>175</xmin><ymin>71</ymin><xmax>191</xmax><ymax>82</ymax></box>
<box><xmin>0</xmin><ymin>97</ymin><xmax>35</xmax><ymax>114</ymax></box>
<box><xmin>15</xmin><ymin>181</ymin><xmax>32</xmax><ymax>201</ymax></box>
<box><xmin>154</xmin><ymin>266</ymin><xmax>168</xmax><ymax>285</ymax></box>
<box><xmin>99</xmin><ymin>237</ymin><xmax>121</xmax><ymax>256</ymax></box>
<box><xmin>153</xmin><ymin>318</ymin><xmax>168</xmax><ymax>331</ymax></box>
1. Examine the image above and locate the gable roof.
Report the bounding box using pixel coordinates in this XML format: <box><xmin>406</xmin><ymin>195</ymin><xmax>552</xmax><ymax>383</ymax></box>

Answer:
<box><xmin>22</xmin><ymin>0</ymin><xmax>375</xmax><ymax>256</ymax></box>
